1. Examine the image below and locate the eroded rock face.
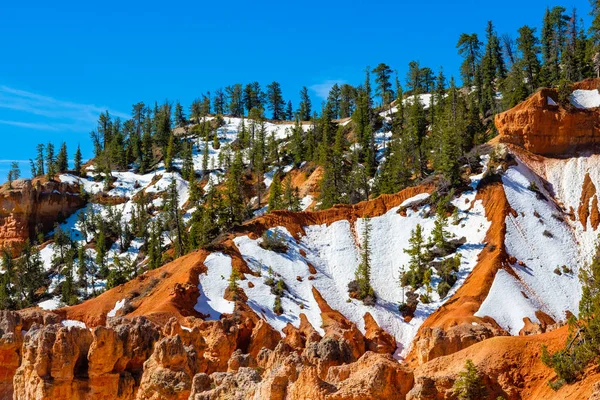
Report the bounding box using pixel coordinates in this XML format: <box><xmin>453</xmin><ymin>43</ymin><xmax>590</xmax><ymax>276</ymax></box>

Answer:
<box><xmin>0</xmin><ymin>179</ymin><xmax>85</xmax><ymax>255</ymax></box>
<box><xmin>0</xmin><ymin>311</ymin><xmax>23</xmax><ymax>399</ymax></box>
<box><xmin>411</xmin><ymin>323</ymin><xmax>506</xmax><ymax>364</ymax></box>
<box><xmin>495</xmin><ymin>81</ymin><xmax>600</xmax><ymax>156</ymax></box>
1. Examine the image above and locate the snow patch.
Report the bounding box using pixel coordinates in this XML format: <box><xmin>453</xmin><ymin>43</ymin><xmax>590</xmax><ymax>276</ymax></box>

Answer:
<box><xmin>194</xmin><ymin>252</ymin><xmax>235</xmax><ymax>319</ymax></box>
<box><xmin>107</xmin><ymin>299</ymin><xmax>126</xmax><ymax>317</ymax></box>
<box><xmin>571</xmin><ymin>89</ymin><xmax>600</xmax><ymax>109</ymax></box>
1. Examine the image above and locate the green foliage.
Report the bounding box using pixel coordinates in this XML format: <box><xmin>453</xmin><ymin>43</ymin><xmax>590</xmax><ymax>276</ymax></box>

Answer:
<box><xmin>541</xmin><ymin>241</ymin><xmax>600</xmax><ymax>387</ymax></box>
<box><xmin>273</xmin><ymin>295</ymin><xmax>283</xmax><ymax>315</ymax></box>
<box><xmin>260</xmin><ymin>230</ymin><xmax>288</xmax><ymax>253</ymax></box>
<box><xmin>349</xmin><ymin>218</ymin><xmax>375</xmax><ymax>305</ymax></box>
<box><xmin>268</xmin><ymin>173</ymin><xmax>284</xmax><ymax>212</ymax></box>
<box><xmin>452</xmin><ymin>359</ymin><xmax>487</xmax><ymax>400</ymax></box>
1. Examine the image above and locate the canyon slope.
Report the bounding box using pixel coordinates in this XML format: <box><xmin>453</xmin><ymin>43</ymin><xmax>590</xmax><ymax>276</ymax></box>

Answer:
<box><xmin>4</xmin><ymin>82</ymin><xmax>600</xmax><ymax>399</ymax></box>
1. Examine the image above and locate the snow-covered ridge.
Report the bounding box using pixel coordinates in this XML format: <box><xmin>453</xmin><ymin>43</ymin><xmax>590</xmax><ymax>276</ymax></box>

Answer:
<box><xmin>475</xmin><ymin>157</ymin><xmax>586</xmax><ymax>335</ymax></box>
<box><xmin>207</xmin><ymin>165</ymin><xmax>491</xmax><ymax>358</ymax></box>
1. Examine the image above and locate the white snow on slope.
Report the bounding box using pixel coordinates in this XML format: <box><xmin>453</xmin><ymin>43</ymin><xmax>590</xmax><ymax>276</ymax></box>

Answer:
<box><xmin>400</xmin><ymin>193</ymin><xmax>430</xmax><ymax>208</ymax></box>
<box><xmin>62</xmin><ymin>320</ymin><xmax>87</xmax><ymax>329</ymax></box>
<box><xmin>38</xmin><ymin>297</ymin><xmax>61</xmax><ymax>310</ymax></box>
<box><xmin>232</xmin><ymin>166</ymin><xmax>489</xmax><ymax>358</ymax></box>
<box><xmin>571</xmin><ymin>89</ymin><xmax>600</xmax><ymax>109</ymax></box>
<box><xmin>194</xmin><ymin>252</ymin><xmax>235</xmax><ymax>319</ymax></box>
<box><xmin>476</xmin><ymin>161</ymin><xmax>581</xmax><ymax>334</ymax></box>
<box><xmin>542</xmin><ymin>154</ymin><xmax>600</xmax><ymax>263</ymax></box>
<box><xmin>475</xmin><ymin>269</ymin><xmax>541</xmax><ymax>335</ymax></box>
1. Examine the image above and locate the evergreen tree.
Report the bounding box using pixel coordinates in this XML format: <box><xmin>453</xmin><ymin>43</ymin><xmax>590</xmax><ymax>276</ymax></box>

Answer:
<box><xmin>0</xmin><ymin>249</ymin><xmax>15</xmax><ymax>309</ymax></box>
<box><xmin>165</xmin><ymin>178</ymin><xmax>186</xmax><ymax>257</ymax></box>
<box><xmin>147</xmin><ymin>221</ymin><xmax>163</xmax><ymax>270</ymax></box>
<box><xmin>226</xmin><ymin>84</ymin><xmax>244</xmax><ymax>117</ymax></box>
<box><xmin>46</xmin><ymin>142</ymin><xmax>56</xmax><ymax>180</ymax></box>
<box><xmin>96</xmin><ymin>230</ymin><xmax>107</xmax><ymax>278</ymax></box>
<box><xmin>244</xmin><ymin>82</ymin><xmax>264</xmax><ymax>113</ymax></box>
<box><xmin>452</xmin><ymin>360</ymin><xmax>486</xmax><ymax>400</ymax></box>
<box><xmin>541</xmin><ymin>242</ymin><xmax>600</xmax><ymax>387</ymax></box>
<box><xmin>74</xmin><ymin>145</ymin><xmax>83</xmax><ymax>176</ymax></box>
<box><xmin>298</xmin><ymin>86</ymin><xmax>312</xmax><ymax>121</ymax></box>
<box><xmin>222</xmin><ymin>147</ymin><xmax>247</xmax><ymax>226</ymax></box>
<box><xmin>372</xmin><ymin>63</ymin><xmax>394</xmax><ymax>106</ymax></box>
<box><xmin>266</xmin><ymin>81</ymin><xmax>286</xmax><ymax>120</ymax></box>
<box><xmin>350</xmin><ymin>218</ymin><xmax>375</xmax><ymax>304</ymax></box>
<box><xmin>403</xmin><ymin>224</ymin><xmax>427</xmax><ymax>288</ymax></box>
<box><xmin>431</xmin><ymin>204</ymin><xmax>451</xmax><ymax>249</ymax></box>
<box><xmin>35</xmin><ymin>143</ymin><xmax>45</xmax><ymax>177</ymax></box>
<box><xmin>457</xmin><ymin>33</ymin><xmax>483</xmax><ymax>87</ymax></box>
<box><xmin>7</xmin><ymin>162</ymin><xmax>20</xmax><ymax>189</ymax></box>
<box><xmin>174</xmin><ymin>101</ymin><xmax>186</xmax><ymax>127</ymax></box>
<box><xmin>56</xmin><ymin>142</ymin><xmax>68</xmax><ymax>173</ymax></box>
<box><xmin>283</xmin><ymin>174</ymin><xmax>301</xmax><ymax>212</ymax></box>
<box><xmin>339</xmin><ymin>84</ymin><xmax>356</xmax><ymax>119</ymax></box>
<box><xmin>15</xmin><ymin>242</ymin><xmax>45</xmax><ymax>308</ymax></box>
<box><xmin>517</xmin><ymin>25</ymin><xmax>542</xmax><ymax>92</ymax></box>
<box><xmin>213</xmin><ymin>88</ymin><xmax>227</xmax><ymax>115</ymax></box>
<box><xmin>290</xmin><ymin>117</ymin><xmax>305</xmax><ymax>165</ymax></box>
<box><xmin>267</xmin><ymin>172</ymin><xmax>284</xmax><ymax>212</ymax></box>
<box><xmin>285</xmin><ymin>100</ymin><xmax>293</xmax><ymax>120</ymax></box>
<box><xmin>433</xmin><ymin>78</ymin><xmax>463</xmax><ymax>185</ymax></box>
<box><xmin>327</xmin><ymin>83</ymin><xmax>342</xmax><ymax>119</ymax></box>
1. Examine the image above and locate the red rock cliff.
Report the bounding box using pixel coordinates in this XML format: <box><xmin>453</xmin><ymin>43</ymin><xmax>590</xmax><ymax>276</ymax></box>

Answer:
<box><xmin>0</xmin><ymin>178</ymin><xmax>85</xmax><ymax>254</ymax></box>
<box><xmin>495</xmin><ymin>79</ymin><xmax>600</xmax><ymax>156</ymax></box>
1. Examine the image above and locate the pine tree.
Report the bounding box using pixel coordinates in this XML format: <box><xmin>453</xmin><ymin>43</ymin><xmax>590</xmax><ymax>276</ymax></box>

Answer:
<box><xmin>147</xmin><ymin>221</ymin><xmax>163</xmax><ymax>270</ymax></box>
<box><xmin>457</xmin><ymin>33</ymin><xmax>483</xmax><ymax>87</ymax></box>
<box><xmin>268</xmin><ymin>173</ymin><xmax>284</xmax><ymax>212</ymax></box>
<box><xmin>452</xmin><ymin>360</ymin><xmax>486</xmax><ymax>400</ymax></box>
<box><xmin>213</xmin><ymin>88</ymin><xmax>227</xmax><ymax>115</ymax></box>
<box><xmin>15</xmin><ymin>241</ymin><xmax>45</xmax><ymax>308</ymax></box>
<box><xmin>56</xmin><ymin>142</ymin><xmax>68</xmax><ymax>173</ymax></box>
<box><xmin>351</xmin><ymin>218</ymin><xmax>375</xmax><ymax>304</ymax></box>
<box><xmin>290</xmin><ymin>117</ymin><xmax>305</xmax><ymax>165</ymax></box>
<box><xmin>244</xmin><ymin>82</ymin><xmax>264</xmax><ymax>113</ymax></box>
<box><xmin>372</xmin><ymin>63</ymin><xmax>394</xmax><ymax>106</ymax></box>
<box><xmin>96</xmin><ymin>230</ymin><xmax>107</xmax><ymax>278</ymax></box>
<box><xmin>431</xmin><ymin>204</ymin><xmax>451</xmax><ymax>250</ymax></box>
<box><xmin>7</xmin><ymin>162</ymin><xmax>20</xmax><ymax>189</ymax></box>
<box><xmin>202</xmin><ymin>135</ymin><xmax>209</xmax><ymax>173</ymax></box>
<box><xmin>266</xmin><ymin>81</ymin><xmax>286</xmax><ymax>120</ymax></box>
<box><xmin>35</xmin><ymin>143</ymin><xmax>45</xmax><ymax>177</ymax></box>
<box><xmin>165</xmin><ymin>178</ymin><xmax>186</xmax><ymax>257</ymax></box>
<box><xmin>46</xmin><ymin>142</ymin><xmax>56</xmax><ymax>180</ymax></box>
<box><xmin>327</xmin><ymin>83</ymin><xmax>342</xmax><ymax>119</ymax></box>
<box><xmin>174</xmin><ymin>101</ymin><xmax>186</xmax><ymax>127</ymax></box>
<box><xmin>404</xmin><ymin>224</ymin><xmax>427</xmax><ymax>288</ymax></box>
<box><xmin>285</xmin><ymin>100</ymin><xmax>293</xmax><ymax>120</ymax></box>
<box><xmin>0</xmin><ymin>248</ymin><xmax>15</xmax><ymax>309</ymax></box>
<box><xmin>283</xmin><ymin>174</ymin><xmax>301</xmax><ymax>212</ymax></box>
<box><xmin>517</xmin><ymin>25</ymin><xmax>542</xmax><ymax>92</ymax></box>
<box><xmin>226</xmin><ymin>84</ymin><xmax>244</xmax><ymax>117</ymax></box>
<box><xmin>223</xmin><ymin>148</ymin><xmax>246</xmax><ymax>226</ymax></box>
<box><xmin>298</xmin><ymin>86</ymin><xmax>312</xmax><ymax>121</ymax></box>
<box><xmin>74</xmin><ymin>145</ymin><xmax>83</xmax><ymax>176</ymax></box>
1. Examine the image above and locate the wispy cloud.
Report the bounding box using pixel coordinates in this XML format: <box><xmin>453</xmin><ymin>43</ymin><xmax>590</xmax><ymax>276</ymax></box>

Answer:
<box><xmin>0</xmin><ymin>119</ymin><xmax>61</xmax><ymax>131</ymax></box>
<box><xmin>0</xmin><ymin>86</ymin><xmax>129</xmax><ymax>132</ymax></box>
<box><xmin>310</xmin><ymin>79</ymin><xmax>346</xmax><ymax>100</ymax></box>
<box><xmin>0</xmin><ymin>159</ymin><xmax>29</xmax><ymax>163</ymax></box>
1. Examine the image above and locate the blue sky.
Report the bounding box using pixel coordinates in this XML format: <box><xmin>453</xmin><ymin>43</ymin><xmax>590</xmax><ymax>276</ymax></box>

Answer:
<box><xmin>0</xmin><ymin>0</ymin><xmax>590</xmax><ymax>178</ymax></box>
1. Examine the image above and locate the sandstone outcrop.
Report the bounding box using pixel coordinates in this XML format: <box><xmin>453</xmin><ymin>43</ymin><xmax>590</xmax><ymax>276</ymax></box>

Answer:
<box><xmin>0</xmin><ymin>179</ymin><xmax>85</xmax><ymax>255</ymax></box>
<box><xmin>495</xmin><ymin>79</ymin><xmax>600</xmax><ymax>156</ymax></box>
